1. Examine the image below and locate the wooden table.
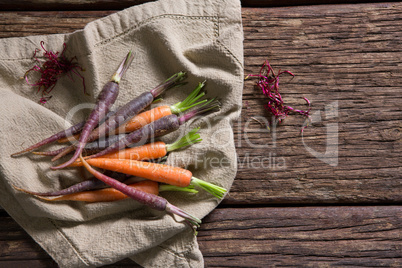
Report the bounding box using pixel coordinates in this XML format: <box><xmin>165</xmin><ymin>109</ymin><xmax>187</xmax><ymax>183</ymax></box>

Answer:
<box><xmin>1</xmin><ymin>1</ymin><xmax>401</xmax><ymax>267</ymax></box>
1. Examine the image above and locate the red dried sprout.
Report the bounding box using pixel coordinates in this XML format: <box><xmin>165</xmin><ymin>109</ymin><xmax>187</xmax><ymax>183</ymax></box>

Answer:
<box><xmin>24</xmin><ymin>41</ymin><xmax>86</xmax><ymax>104</ymax></box>
<box><xmin>247</xmin><ymin>60</ymin><xmax>311</xmax><ymax>132</ymax></box>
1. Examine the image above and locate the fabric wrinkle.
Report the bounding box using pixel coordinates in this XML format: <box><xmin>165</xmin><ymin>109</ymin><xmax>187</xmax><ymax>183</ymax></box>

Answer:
<box><xmin>0</xmin><ymin>0</ymin><xmax>243</xmax><ymax>267</ymax></box>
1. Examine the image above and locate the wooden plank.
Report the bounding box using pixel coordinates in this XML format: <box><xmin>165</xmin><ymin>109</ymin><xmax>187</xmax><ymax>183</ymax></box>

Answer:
<box><xmin>0</xmin><ymin>206</ymin><xmax>401</xmax><ymax>266</ymax></box>
<box><xmin>231</xmin><ymin>2</ymin><xmax>402</xmax><ymax>205</ymax></box>
<box><xmin>0</xmin><ymin>211</ymin><xmax>139</xmax><ymax>267</ymax></box>
<box><xmin>0</xmin><ymin>3</ymin><xmax>400</xmax><ymax>206</ymax></box>
<box><xmin>0</xmin><ymin>11</ymin><xmax>112</xmax><ymax>38</ymax></box>
<box><xmin>0</xmin><ymin>0</ymin><xmax>389</xmax><ymax>11</ymax></box>
<box><xmin>199</xmin><ymin>206</ymin><xmax>402</xmax><ymax>267</ymax></box>
<box><xmin>0</xmin><ymin>0</ymin><xmax>155</xmax><ymax>11</ymax></box>
<box><xmin>0</xmin><ymin>2</ymin><xmax>401</xmax><ymax>267</ymax></box>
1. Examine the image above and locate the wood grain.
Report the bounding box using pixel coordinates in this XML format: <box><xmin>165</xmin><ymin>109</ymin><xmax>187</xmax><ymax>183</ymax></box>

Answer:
<box><xmin>231</xmin><ymin>2</ymin><xmax>402</xmax><ymax>205</ymax></box>
<box><xmin>199</xmin><ymin>206</ymin><xmax>402</xmax><ymax>267</ymax></box>
<box><xmin>0</xmin><ymin>3</ymin><xmax>400</xmax><ymax>205</ymax></box>
<box><xmin>0</xmin><ymin>0</ymin><xmax>390</xmax><ymax>11</ymax></box>
<box><xmin>0</xmin><ymin>2</ymin><xmax>401</xmax><ymax>267</ymax></box>
<box><xmin>1</xmin><ymin>206</ymin><xmax>401</xmax><ymax>267</ymax></box>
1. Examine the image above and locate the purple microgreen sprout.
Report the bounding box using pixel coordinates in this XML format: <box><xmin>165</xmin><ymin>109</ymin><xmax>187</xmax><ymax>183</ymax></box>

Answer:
<box><xmin>246</xmin><ymin>60</ymin><xmax>311</xmax><ymax>132</ymax></box>
<box><xmin>24</xmin><ymin>41</ymin><xmax>86</xmax><ymax>104</ymax></box>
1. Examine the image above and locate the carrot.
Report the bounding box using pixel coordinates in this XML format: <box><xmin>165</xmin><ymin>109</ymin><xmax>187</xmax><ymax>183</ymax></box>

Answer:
<box><xmin>10</xmin><ymin>121</ymin><xmax>85</xmax><ymax>157</ymax></box>
<box><xmin>33</xmin><ymin>134</ymin><xmax>127</xmax><ymax>157</ymax></box>
<box><xmin>54</xmin><ymin>78</ymin><xmax>198</xmax><ymax>150</ymax></box>
<box><xmin>51</xmin><ymin>51</ymin><xmax>134</xmax><ymax>170</ymax></box>
<box><xmin>80</xmin><ymin>158</ymin><xmax>227</xmax><ymax>199</ymax></box>
<box><xmin>85</xmin><ymin>99</ymin><xmax>220</xmax><ymax>160</ymax></box>
<box><xmin>51</xmin><ymin>72</ymin><xmax>186</xmax><ymax>162</ymax></box>
<box><xmin>42</xmin><ymin>181</ymin><xmax>160</xmax><ymax>202</ymax></box>
<box><xmin>79</xmin><ymin>155</ymin><xmax>201</xmax><ymax>230</ymax></box>
<box><xmin>12</xmin><ymin>107</ymin><xmax>116</xmax><ymax>157</ymax></box>
<box><xmin>56</xmin><ymin>98</ymin><xmax>164</xmax><ymax>144</ymax></box>
<box><xmin>15</xmin><ymin>181</ymin><xmax>198</xmax><ymax>203</ymax></box>
<box><xmin>115</xmin><ymin>81</ymin><xmax>207</xmax><ymax>134</ymax></box>
<box><xmin>57</xmin><ymin>133</ymin><xmax>80</xmax><ymax>144</ymax></box>
<box><xmin>69</xmin><ymin>127</ymin><xmax>201</xmax><ymax>166</ymax></box>
<box><xmin>12</xmin><ymin>157</ymin><xmax>167</xmax><ymax>198</ymax></box>
<box><xmin>119</xmin><ymin>106</ymin><xmax>171</xmax><ymax>134</ymax></box>
<box><xmin>87</xmin><ymin>72</ymin><xmax>187</xmax><ymax>140</ymax></box>
<box><xmin>12</xmin><ymin>170</ymin><xmax>129</xmax><ymax>198</ymax></box>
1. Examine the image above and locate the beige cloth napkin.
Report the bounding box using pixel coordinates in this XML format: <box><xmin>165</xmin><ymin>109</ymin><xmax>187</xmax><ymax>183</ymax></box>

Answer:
<box><xmin>0</xmin><ymin>0</ymin><xmax>243</xmax><ymax>267</ymax></box>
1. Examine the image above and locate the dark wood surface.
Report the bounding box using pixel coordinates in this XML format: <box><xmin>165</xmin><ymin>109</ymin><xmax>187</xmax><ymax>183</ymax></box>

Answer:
<box><xmin>0</xmin><ymin>1</ymin><xmax>401</xmax><ymax>267</ymax></box>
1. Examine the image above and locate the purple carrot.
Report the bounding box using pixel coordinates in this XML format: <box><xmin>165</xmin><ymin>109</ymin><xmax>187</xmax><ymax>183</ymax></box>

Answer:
<box><xmin>88</xmin><ymin>71</ymin><xmax>187</xmax><ymax>141</ymax></box>
<box><xmin>13</xmin><ymin>171</ymin><xmax>128</xmax><ymax>197</ymax></box>
<box><xmin>32</xmin><ymin>134</ymin><xmax>127</xmax><ymax>157</ymax></box>
<box><xmin>11</xmin><ymin>108</ymin><xmax>118</xmax><ymax>158</ymax></box>
<box><xmin>51</xmin><ymin>51</ymin><xmax>134</xmax><ymax>170</ymax></box>
<box><xmin>51</xmin><ymin>72</ymin><xmax>187</xmax><ymax>161</ymax></box>
<box><xmin>86</xmin><ymin>99</ymin><xmax>220</xmax><ymax>160</ymax></box>
<box><xmin>10</xmin><ymin>121</ymin><xmax>85</xmax><ymax>157</ymax></box>
<box><xmin>13</xmin><ymin>157</ymin><xmax>168</xmax><ymax>198</ymax></box>
<box><xmin>79</xmin><ymin>155</ymin><xmax>201</xmax><ymax>230</ymax></box>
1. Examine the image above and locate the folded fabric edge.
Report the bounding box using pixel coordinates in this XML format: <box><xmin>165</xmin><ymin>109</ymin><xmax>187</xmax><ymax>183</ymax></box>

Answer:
<box><xmin>0</xmin><ymin>191</ymin><xmax>90</xmax><ymax>267</ymax></box>
<box><xmin>130</xmin><ymin>229</ymin><xmax>204</xmax><ymax>268</ymax></box>
<box><xmin>0</xmin><ymin>0</ymin><xmax>245</xmax><ymax>267</ymax></box>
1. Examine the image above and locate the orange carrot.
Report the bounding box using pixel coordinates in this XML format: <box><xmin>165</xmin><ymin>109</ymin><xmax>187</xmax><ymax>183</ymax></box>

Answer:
<box><xmin>87</xmin><ymin>158</ymin><xmax>192</xmax><ymax>187</ymax></box>
<box><xmin>68</xmin><ymin>142</ymin><xmax>165</xmax><ymax>167</ymax></box>
<box><xmin>51</xmin><ymin>72</ymin><xmax>188</xmax><ymax>163</ymax></box>
<box><xmin>18</xmin><ymin>181</ymin><xmax>198</xmax><ymax>203</ymax></box>
<box><xmin>103</xmin><ymin>141</ymin><xmax>166</xmax><ymax>160</ymax></box>
<box><xmin>115</xmin><ymin>81</ymin><xmax>207</xmax><ymax>134</ymax></box>
<box><xmin>82</xmin><ymin>158</ymin><xmax>226</xmax><ymax>198</ymax></box>
<box><xmin>57</xmin><ymin>133</ymin><xmax>80</xmax><ymax>144</ymax></box>
<box><xmin>57</xmin><ymin>106</ymin><xmax>170</xmax><ymax>143</ymax></box>
<box><xmin>69</xmin><ymin>127</ymin><xmax>201</xmax><ymax>167</ymax></box>
<box><xmin>118</xmin><ymin>105</ymin><xmax>172</xmax><ymax>133</ymax></box>
<box><xmin>79</xmin><ymin>155</ymin><xmax>201</xmax><ymax>230</ymax></box>
<box><xmin>57</xmin><ymin>81</ymin><xmax>207</xmax><ymax>143</ymax></box>
<box><xmin>39</xmin><ymin>181</ymin><xmax>159</xmax><ymax>202</ymax></box>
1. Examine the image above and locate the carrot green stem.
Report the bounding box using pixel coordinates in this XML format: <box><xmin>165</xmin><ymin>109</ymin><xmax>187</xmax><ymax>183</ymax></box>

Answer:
<box><xmin>152</xmin><ymin>97</ymin><xmax>163</xmax><ymax>104</ymax></box>
<box><xmin>159</xmin><ymin>184</ymin><xmax>198</xmax><ymax>194</ymax></box>
<box><xmin>111</xmin><ymin>51</ymin><xmax>135</xmax><ymax>84</ymax></box>
<box><xmin>178</xmin><ymin>98</ymin><xmax>221</xmax><ymax>125</ymax></box>
<box><xmin>150</xmin><ymin>72</ymin><xmax>187</xmax><ymax>98</ymax></box>
<box><xmin>170</xmin><ymin>81</ymin><xmax>208</xmax><ymax>114</ymax></box>
<box><xmin>190</xmin><ymin>177</ymin><xmax>227</xmax><ymax>199</ymax></box>
<box><xmin>165</xmin><ymin>127</ymin><xmax>201</xmax><ymax>152</ymax></box>
<box><xmin>79</xmin><ymin>155</ymin><xmax>201</xmax><ymax>229</ymax></box>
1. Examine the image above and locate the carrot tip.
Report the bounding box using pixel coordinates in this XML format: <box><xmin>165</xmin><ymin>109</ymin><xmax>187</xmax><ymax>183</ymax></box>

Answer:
<box><xmin>12</xmin><ymin>185</ymin><xmax>56</xmax><ymax>201</ymax></box>
<box><xmin>12</xmin><ymin>184</ymin><xmax>34</xmax><ymax>194</ymax></box>
<box><xmin>10</xmin><ymin>149</ymin><xmax>30</xmax><ymax>157</ymax></box>
<box><xmin>111</xmin><ymin>50</ymin><xmax>135</xmax><ymax>84</ymax></box>
<box><xmin>165</xmin><ymin>203</ymin><xmax>201</xmax><ymax>230</ymax></box>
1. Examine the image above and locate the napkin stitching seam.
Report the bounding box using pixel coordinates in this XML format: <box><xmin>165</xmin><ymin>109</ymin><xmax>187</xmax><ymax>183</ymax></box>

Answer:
<box><xmin>48</xmin><ymin>218</ymin><xmax>91</xmax><ymax>266</ymax></box>
<box><xmin>94</xmin><ymin>14</ymin><xmax>219</xmax><ymax>49</ymax></box>
<box><xmin>214</xmin><ymin>16</ymin><xmax>244</xmax><ymax>70</ymax></box>
<box><xmin>0</xmin><ymin>16</ymin><xmax>218</xmax><ymax>62</ymax></box>
<box><xmin>216</xmin><ymin>39</ymin><xmax>244</xmax><ymax>69</ymax></box>
<box><xmin>1</xmin><ymin>7</ymin><xmax>242</xmax><ymax>267</ymax></box>
<box><xmin>0</xmin><ymin>15</ymin><xmax>220</xmax><ymax>63</ymax></box>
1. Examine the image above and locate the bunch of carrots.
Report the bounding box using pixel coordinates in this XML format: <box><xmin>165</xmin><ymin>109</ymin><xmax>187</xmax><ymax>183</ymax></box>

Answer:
<box><xmin>11</xmin><ymin>51</ymin><xmax>227</xmax><ymax>231</ymax></box>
